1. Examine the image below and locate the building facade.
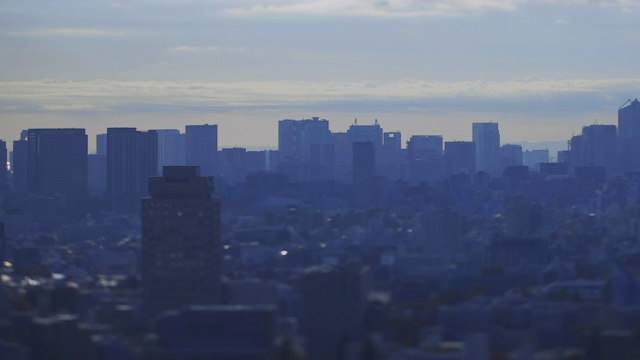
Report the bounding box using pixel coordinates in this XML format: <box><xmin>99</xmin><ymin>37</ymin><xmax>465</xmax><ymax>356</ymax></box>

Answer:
<box><xmin>142</xmin><ymin>166</ymin><xmax>222</xmax><ymax>317</ymax></box>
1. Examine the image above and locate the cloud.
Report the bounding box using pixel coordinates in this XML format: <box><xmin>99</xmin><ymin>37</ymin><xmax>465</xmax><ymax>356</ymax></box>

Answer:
<box><xmin>169</xmin><ymin>46</ymin><xmax>219</xmax><ymax>53</ymax></box>
<box><xmin>225</xmin><ymin>0</ymin><xmax>526</xmax><ymax>17</ymax></box>
<box><xmin>6</xmin><ymin>28</ymin><xmax>125</xmax><ymax>37</ymax></box>
<box><xmin>0</xmin><ymin>77</ymin><xmax>638</xmax><ymax>113</ymax></box>
<box><xmin>222</xmin><ymin>0</ymin><xmax>640</xmax><ymax>17</ymax></box>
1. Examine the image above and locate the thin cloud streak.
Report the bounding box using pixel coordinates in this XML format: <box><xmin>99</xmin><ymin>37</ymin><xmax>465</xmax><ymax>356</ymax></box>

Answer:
<box><xmin>0</xmin><ymin>77</ymin><xmax>638</xmax><ymax>111</ymax></box>
<box><xmin>4</xmin><ymin>28</ymin><xmax>126</xmax><ymax>37</ymax></box>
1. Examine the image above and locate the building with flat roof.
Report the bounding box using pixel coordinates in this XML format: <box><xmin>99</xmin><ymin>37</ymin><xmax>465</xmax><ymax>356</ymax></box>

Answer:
<box><xmin>142</xmin><ymin>166</ymin><xmax>222</xmax><ymax>317</ymax></box>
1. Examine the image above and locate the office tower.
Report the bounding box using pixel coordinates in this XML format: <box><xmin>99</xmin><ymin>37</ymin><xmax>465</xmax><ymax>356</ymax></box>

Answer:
<box><xmin>278</xmin><ymin>117</ymin><xmax>332</xmax><ymax>181</ymax></box>
<box><xmin>142</xmin><ymin>166</ymin><xmax>221</xmax><ymax>316</ymax></box>
<box><xmin>619</xmin><ymin>99</ymin><xmax>640</xmax><ymax>172</ymax></box>
<box><xmin>96</xmin><ymin>133</ymin><xmax>107</xmax><ymax>155</ymax></box>
<box><xmin>107</xmin><ymin>128</ymin><xmax>158</xmax><ymax>213</ymax></box>
<box><xmin>347</xmin><ymin>122</ymin><xmax>383</xmax><ymax>147</ymax></box>
<box><xmin>523</xmin><ymin>149</ymin><xmax>550</xmax><ymax>171</ymax></box>
<box><xmin>380</xmin><ymin>132</ymin><xmax>404</xmax><ymax>181</ymax></box>
<box><xmin>219</xmin><ymin>147</ymin><xmax>247</xmax><ymax>184</ymax></box>
<box><xmin>27</xmin><ymin>128</ymin><xmax>88</xmax><ymax>197</ymax></box>
<box><xmin>352</xmin><ymin>141</ymin><xmax>376</xmax><ymax>208</ymax></box>
<box><xmin>87</xmin><ymin>154</ymin><xmax>107</xmax><ymax>197</ymax></box>
<box><xmin>407</xmin><ymin>135</ymin><xmax>444</xmax><ymax>183</ymax></box>
<box><xmin>301</xmin><ymin>265</ymin><xmax>367</xmax><ymax>360</ymax></box>
<box><xmin>156</xmin><ymin>129</ymin><xmax>186</xmax><ymax>173</ymax></box>
<box><xmin>12</xmin><ymin>139</ymin><xmax>28</xmax><ymax>192</ymax></box>
<box><xmin>186</xmin><ymin>124</ymin><xmax>217</xmax><ymax>176</ymax></box>
<box><xmin>472</xmin><ymin>122</ymin><xmax>501</xmax><ymax>176</ymax></box>
<box><xmin>0</xmin><ymin>140</ymin><xmax>7</xmax><ymax>187</ymax></box>
<box><xmin>569</xmin><ymin>125</ymin><xmax>617</xmax><ymax>178</ymax></box>
<box><xmin>582</xmin><ymin>124</ymin><xmax>618</xmax><ymax>177</ymax></box>
<box><xmin>444</xmin><ymin>141</ymin><xmax>476</xmax><ymax>177</ymax></box>
<box><xmin>500</xmin><ymin>144</ymin><xmax>523</xmax><ymax>172</ymax></box>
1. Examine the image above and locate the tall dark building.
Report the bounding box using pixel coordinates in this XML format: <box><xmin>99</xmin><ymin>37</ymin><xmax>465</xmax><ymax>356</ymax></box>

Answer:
<box><xmin>26</xmin><ymin>129</ymin><xmax>88</xmax><ymax>197</ymax></box>
<box><xmin>186</xmin><ymin>124</ymin><xmax>217</xmax><ymax>176</ymax></box>
<box><xmin>12</xmin><ymin>139</ymin><xmax>28</xmax><ymax>192</ymax></box>
<box><xmin>352</xmin><ymin>141</ymin><xmax>376</xmax><ymax>208</ymax></box>
<box><xmin>107</xmin><ymin>128</ymin><xmax>158</xmax><ymax>213</ymax></box>
<box><xmin>618</xmin><ymin>99</ymin><xmax>640</xmax><ymax>172</ymax></box>
<box><xmin>569</xmin><ymin>125</ymin><xmax>617</xmax><ymax>178</ymax></box>
<box><xmin>472</xmin><ymin>122</ymin><xmax>500</xmax><ymax>176</ymax></box>
<box><xmin>142</xmin><ymin>166</ymin><xmax>221</xmax><ymax>317</ymax></box>
<box><xmin>277</xmin><ymin>117</ymin><xmax>332</xmax><ymax>181</ymax></box>
<box><xmin>444</xmin><ymin>141</ymin><xmax>476</xmax><ymax>177</ymax></box>
<box><xmin>0</xmin><ymin>140</ymin><xmax>7</xmax><ymax>188</ymax></box>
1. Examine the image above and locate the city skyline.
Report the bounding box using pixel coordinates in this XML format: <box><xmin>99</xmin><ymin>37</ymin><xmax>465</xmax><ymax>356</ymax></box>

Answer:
<box><xmin>1</xmin><ymin>1</ymin><xmax>640</xmax><ymax>150</ymax></box>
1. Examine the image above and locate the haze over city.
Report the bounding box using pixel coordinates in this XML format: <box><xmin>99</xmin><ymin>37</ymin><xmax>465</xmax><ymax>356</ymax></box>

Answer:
<box><xmin>2</xmin><ymin>0</ymin><xmax>640</xmax><ymax>150</ymax></box>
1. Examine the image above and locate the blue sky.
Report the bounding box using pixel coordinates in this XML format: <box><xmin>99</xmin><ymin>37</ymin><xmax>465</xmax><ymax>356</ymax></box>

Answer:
<box><xmin>1</xmin><ymin>0</ymin><xmax>639</xmax><ymax>151</ymax></box>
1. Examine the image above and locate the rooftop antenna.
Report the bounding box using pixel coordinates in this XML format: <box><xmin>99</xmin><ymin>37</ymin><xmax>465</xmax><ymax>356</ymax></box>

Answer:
<box><xmin>374</xmin><ymin>118</ymin><xmax>378</xmax><ymax>125</ymax></box>
<box><xmin>354</xmin><ymin>118</ymin><xmax>358</xmax><ymax>125</ymax></box>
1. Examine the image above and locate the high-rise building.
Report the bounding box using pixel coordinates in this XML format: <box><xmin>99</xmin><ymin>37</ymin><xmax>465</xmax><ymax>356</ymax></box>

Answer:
<box><xmin>107</xmin><ymin>128</ymin><xmax>158</xmax><ymax>213</ymax></box>
<box><xmin>569</xmin><ymin>125</ymin><xmax>617</xmax><ymax>178</ymax></box>
<box><xmin>618</xmin><ymin>99</ymin><xmax>640</xmax><ymax>140</ymax></box>
<box><xmin>619</xmin><ymin>99</ymin><xmax>640</xmax><ymax>172</ymax></box>
<box><xmin>444</xmin><ymin>141</ymin><xmax>476</xmax><ymax>177</ymax></box>
<box><xmin>500</xmin><ymin>144</ymin><xmax>523</xmax><ymax>172</ymax></box>
<box><xmin>301</xmin><ymin>265</ymin><xmax>367</xmax><ymax>360</ymax></box>
<box><xmin>142</xmin><ymin>166</ymin><xmax>221</xmax><ymax>317</ymax></box>
<box><xmin>186</xmin><ymin>124</ymin><xmax>217</xmax><ymax>176</ymax></box>
<box><xmin>407</xmin><ymin>135</ymin><xmax>444</xmax><ymax>183</ymax></box>
<box><xmin>347</xmin><ymin>122</ymin><xmax>383</xmax><ymax>148</ymax></box>
<box><xmin>472</xmin><ymin>123</ymin><xmax>500</xmax><ymax>176</ymax></box>
<box><xmin>27</xmin><ymin>128</ymin><xmax>88</xmax><ymax>197</ymax></box>
<box><xmin>12</xmin><ymin>139</ymin><xmax>28</xmax><ymax>192</ymax></box>
<box><xmin>0</xmin><ymin>140</ymin><xmax>7</xmax><ymax>188</ymax></box>
<box><xmin>278</xmin><ymin>117</ymin><xmax>332</xmax><ymax>181</ymax></box>
<box><xmin>96</xmin><ymin>133</ymin><xmax>107</xmax><ymax>155</ymax></box>
<box><xmin>352</xmin><ymin>141</ymin><xmax>376</xmax><ymax>208</ymax></box>
<box><xmin>156</xmin><ymin>129</ymin><xmax>186</xmax><ymax>173</ymax></box>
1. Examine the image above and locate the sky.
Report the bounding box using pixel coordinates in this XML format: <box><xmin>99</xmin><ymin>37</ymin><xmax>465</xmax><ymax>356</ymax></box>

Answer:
<box><xmin>1</xmin><ymin>0</ymin><xmax>639</xmax><ymax>153</ymax></box>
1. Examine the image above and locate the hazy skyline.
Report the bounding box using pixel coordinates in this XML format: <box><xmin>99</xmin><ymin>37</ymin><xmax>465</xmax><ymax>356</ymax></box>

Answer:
<box><xmin>1</xmin><ymin>0</ymin><xmax>639</xmax><ymax>151</ymax></box>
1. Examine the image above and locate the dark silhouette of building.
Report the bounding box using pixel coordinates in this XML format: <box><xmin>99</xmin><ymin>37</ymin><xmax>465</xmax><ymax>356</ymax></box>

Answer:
<box><xmin>353</xmin><ymin>141</ymin><xmax>376</xmax><ymax>208</ymax></box>
<box><xmin>26</xmin><ymin>128</ymin><xmax>88</xmax><ymax>199</ymax></box>
<box><xmin>444</xmin><ymin>141</ymin><xmax>476</xmax><ymax>177</ymax></box>
<box><xmin>142</xmin><ymin>166</ymin><xmax>222</xmax><ymax>317</ymax></box>
<box><xmin>407</xmin><ymin>135</ymin><xmax>444</xmax><ymax>183</ymax></box>
<box><xmin>278</xmin><ymin>117</ymin><xmax>333</xmax><ymax>181</ymax></box>
<box><xmin>156</xmin><ymin>129</ymin><xmax>186</xmax><ymax>173</ymax></box>
<box><xmin>570</xmin><ymin>125</ymin><xmax>617</xmax><ymax>179</ymax></box>
<box><xmin>0</xmin><ymin>140</ymin><xmax>7</xmax><ymax>189</ymax></box>
<box><xmin>12</xmin><ymin>138</ymin><xmax>28</xmax><ymax>193</ymax></box>
<box><xmin>473</xmin><ymin>122</ymin><xmax>500</xmax><ymax>176</ymax></box>
<box><xmin>619</xmin><ymin>99</ymin><xmax>640</xmax><ymax>172</ymax></box>
<box><xmin>186</xmin><ymin>124</ymin><xmax>217</xmax><ymax>176</ymax></box>
<box><xmin>107</xmin><ymin>128</ymin><xmax>158</xmax><ymax>213</ymax></box>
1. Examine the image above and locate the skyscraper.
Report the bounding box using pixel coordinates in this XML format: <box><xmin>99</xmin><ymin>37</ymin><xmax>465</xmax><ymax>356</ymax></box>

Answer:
<box><xmin>407</xmin><ymin>135</ymin><xmax>444</xmax><ymax>183</ymax></box>
<box><xmin>12</xmin><ymin>139</ymin><xmax>28</xmax><ymax>193</ymax></box>
<box><xmin>472</xmin><ymin>123</ymin><xmax>500</xmax><ymax>176</ymax></box>
<box><xmin>186</xmin><ymin>124</ymin><xmax>217</xmax><ymax>176</ymax></box>
<box><xmin>107</xmin><ymin>128</ymin><xmax>158</xmax><ymax>213</ymax></box>
<box><xmin>444</xmin><ymin>141</ymin><xmax>476</xmax><ymax>177</ymax></box>
<box><xmin>26</xmin><ymin>128</ymin><xmax>88</xmax><ymax>197</ymax></box>
<box><xmin>142</xmin><ymin>166</ymin><xmax>221</xmax><ymax>316</ymax></box>
<box><xmin>0</xmin><ymin>140</ymin><xmax>7</xmax><ymax>188</ymax></box>
<box><xmin>568</xmin><ymin>125</ymin><xmax>617</xmax><ymax>178</ymax></box>
<box><xmin>156</xmin><ymin>129</ymin><xmax>186</xmax><ymax>173</ymax></box>
<box><xmin>352</xmin><ymin>141</ymin><xmax>376</xmax><ymax>208</ymax></box>
<box><xmin>277</xmin><ymin>117</ymin><xmax>332</xmax><ymax>181</ymax></box>
<box><xmin>618</xmin><ymin>99</ymin><xmax>640</xmax><ymax>172</ymax></box>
